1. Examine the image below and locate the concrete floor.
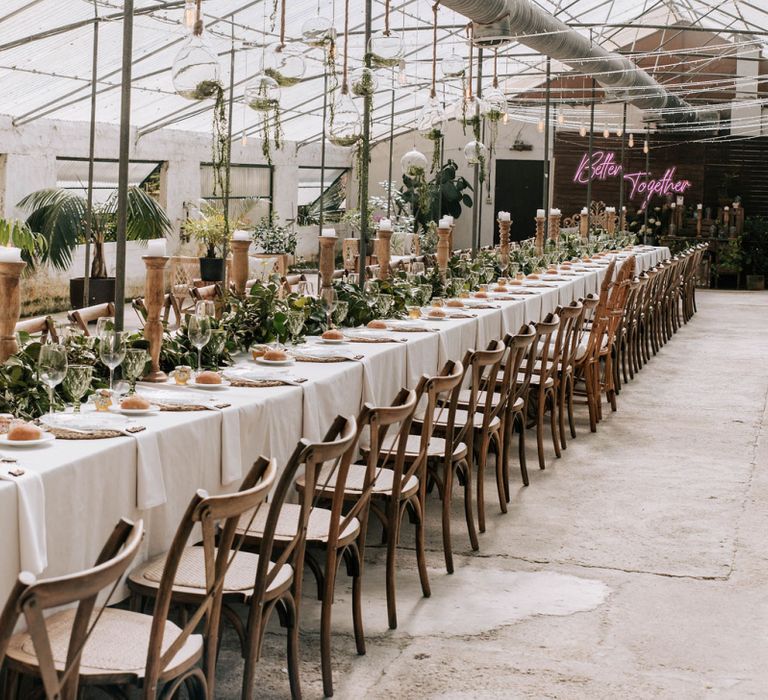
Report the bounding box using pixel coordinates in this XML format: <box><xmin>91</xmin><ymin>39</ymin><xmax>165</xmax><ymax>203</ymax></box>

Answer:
<box><xmin>214</xmin><ymin>289</ymin><xmax>768</xmax><ymax>699</ymax></box>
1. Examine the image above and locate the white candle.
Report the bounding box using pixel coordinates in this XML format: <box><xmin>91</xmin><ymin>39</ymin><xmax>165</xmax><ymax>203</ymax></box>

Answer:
<box><xmin>581</xmin><ymin>207</ymin><xmax>588</xmax><ymax>215</ymax></box>
<box><xmin>0</xmin><ymin>245</ymin><xmax>22</xmax><ymax>263</ymax></box>
<box><xmin>671</xmin><ymin>203</ymin><xmax>676</xmax><ymax>209</ymax></box>
<box><xmin>498</xmin><ymin>211</ymin><xmax>511</xmax><ymax>221</ymax></box>
<box><xmin>724</xmin><ymin>206</ymin><xmax>729</xmax><ymax>212</ymax></box>
<box><xmin>439</xmin><ymin>218</ymin><xmax>451</xmax><ymax>228</ymax></box>
<box><xmin>146</xmin><ymin>239</ymin><xmax>166</xmax><ymax>257</ymax></box>
<box><xmin>321</xmin><ymin>228</ymin><xmax>337</xmax><ymax>237</ymax></box>
<box><xmin>536</xmin><ymin>209</ymin><xmax>545</xmax><ymax>218</ymax></box>
<box><xmin>697</xmin><ymin>203</ymin><xmax>703</xmax><ymax>210</ymax></box>
<box><xmin>378</xmin><ymin>218</ymin><xmax>393</xmax><ymax>231</ymax></box>
<box><xmin>622</xmin><ymin>206</ymin><xmax>627</xmax><ymax>212</ymax></box>
<box><xmin>733</xmin><ymin>202</ymin><xmax>740</xmax><ymax>209</ymax></box>
<box><xmin>446</xmin><ymin>216</ymin><xmax>455</xmax><ymax>226</ymax></box>
<box><xmin>232</xmin><ymin>230</ymin><xmax>251</xmax><ymax>241</ymax></box>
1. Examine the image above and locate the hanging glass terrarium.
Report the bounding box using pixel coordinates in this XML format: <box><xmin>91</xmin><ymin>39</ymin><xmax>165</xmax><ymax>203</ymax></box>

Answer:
<box><xmin>245</xmin><ymin>74</ymin><xmax>281</xmax><ymax>112</ymax></box>
<box><xmin>417</xmin><ymin>96</ymin><xmax>446</xmax><ymax>141</ymax></box>
<box><xmin>328</xmin><ymin>92</ymin><xmax>363</xmax><ymax>147</ymax></box>
<box><xmin>483</xmin><ymin>86</ymin><xmax>508</xmax><ymax>123</ymax></box>
<box><xmin>261</xmin><ymin>42</ymin><xmax>306</xmax><ymax>87</ymax></box>
<box><xmin>350</xmin><ymin>67</ymin><xmax>378</xmax><ymax>97</ymax></box>
<box><xmin>464</xmin><ymin>140</ymin><xmax>488</xmax><ymax>166</ymax></box>
<box><xmin>368</xmin><ymin>30</ymin><xmax>405</xmax><ymax>68</ymax></box>
<box><xmin>301</xmin><ymin>15</ymin><xmax>335</xmax><ymax>48</ymax></box>
<box><xmin>401</xmin><ymin>149</ymin><xmax>428</xmax><ymax>179</ymax></box>
<box><xmin>440</xmin><ymin>52</ymin><xmax>466</xmax><ymax>79</ymax></box>
<box><xmin>172</xmin><ymin>33</ymin><xmax>222</xmax><ymax>100</ymax></box>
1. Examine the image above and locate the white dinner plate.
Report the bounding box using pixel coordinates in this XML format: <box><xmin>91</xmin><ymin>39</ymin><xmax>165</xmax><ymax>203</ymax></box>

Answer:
<box><xmin>109</xmin><ymin>404</ymin><xmax>161</xmax><ymax>416</ymax></box>
<box><xmin>189</xmin><ymin>380</ymin><xmax>231</xmax><ymax>390</ymax></box>
<box><xmin>0</xmin><ymin>432</ymin><xmax>56</xmax><ymax>448</ymax></box>
<box><xmin>318</xmin><ymin>338</ymin><xmax>349</xmax><ymax>345</ymax></box>
<box><xmin>254</xmin><ymin>357</ymin><xmax>296</xmax><ymax>367</ymax></box>
<box><xmin>421</xmin><ymin>314</ymin><xmax>449</xmax><ymax>322</ymax></box>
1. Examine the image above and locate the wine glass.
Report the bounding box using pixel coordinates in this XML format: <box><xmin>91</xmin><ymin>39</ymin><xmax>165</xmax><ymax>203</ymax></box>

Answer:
<box><xmin>39</xmin><ymin>344</ymin><xmax>68</xmax><ymax>415</ymax></box>
<box><xmin>498</xmin><ymin>251</ymin><xmax>509</xmax><ymax>279</ymax></box>
<box><xmin>99</xmin><ymin>330</ymin><xmax>127</xmax><ymax>392</ymax></box>
<box><xmin>63</xmin><ymin>364</ymin><xmax>93</xmax><ymax>413</ymax></box>
<box><xmin>377</xmin><ymin>293</ymin><xmax>393</xmax><ymax>318</ymax></box>
<box><xmin>286</xmin><ymin>309</ymin><xmax>305</xmax><ymax>345</ymax></box>
<box><xmin>347</xmin><ymin>273</ymin><xmax>359</xmax><ymax>287</ymax></box>
<box><xmin>418</xmin><ymin>284</ymin><xmax>433</xmax><ymax>307</ymax></box>
<box><xmin>411</xmin><ymin>261</ymin><xmax>425</xmax><ymax>277</ymax></box>
<box><xmin>123</xmin><ymin>348</ymin><xmax>149</xmax><ymax>394</ymax></box>
<box><xmin>196</xmin><ymin>300</ymin><xmax>216</xmax><ymax>318</ymax></box>
<box><xmin>320</xmin><ymin>287</ymin><xmax>338</xmax><ymax>330</ymax></box>
<box><xmin>333</xmin><ymin>300</ymin><xmax>349</xmax><ymax>327</ymax></box>
<box><xmin>297</xmin><ymin>280</ymin><xmax>311</xmax><ymax>296</ymax></box>
<box><xmin>188</xmin><ymin>314</ymin><xmax>212</xmax><ymax>373</ymax></box>
<box><xmin>96</xmin><ymin>316</ymin><xmax>115</xmax><ymax>338</ymax></box>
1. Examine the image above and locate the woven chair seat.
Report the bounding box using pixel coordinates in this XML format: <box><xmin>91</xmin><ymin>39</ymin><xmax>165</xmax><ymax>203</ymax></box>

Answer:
<box><xmin>456</xmin><ymin>390</ymin><xmax>524</xmax><ymax>413</ymax></box>
<box><xmin>300</xmin><ymin>463</ymin><xmax>420</xmax><ymax>499</ymax></box>
<box><xmin>129</xmin><ymin>546</ymin><xmax>293</xmax><ymax>595</ymax></box>
<box><xmin>6</xmin><ymin>608</ymin><xmax>201</xmax><ymax>679</ymax></box>
<box><xmin>415</xmin><ymin>408</ymin><xmax>500</xmax><ymax>432</ymax></box>
<box><xmin>236</xmin><ymin>503</ymin><xmax>360</xmax><ymax>545</ymax></box>
<box><xmin>379</xmin><ymin>433</ymin><xmax>467</xmax><ymax>461</ymax></box>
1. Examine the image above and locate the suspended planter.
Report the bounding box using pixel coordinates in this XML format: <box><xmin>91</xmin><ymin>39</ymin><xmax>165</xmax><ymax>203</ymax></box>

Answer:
<box><xmin>418</xmin><ymin>96</ymin><xmax>446</xmax><ymax>138</ymax></box>
<box><xmin>301</xmin><ymin>14</ymin><xmax>336</xmax><ymax>48</ymax></box>
<box><xmin>464</xmin><ymin>140</ymin><xmax>487</xmax><ymax>166</ymax></box>
<box><xmin>401</xmin><ymin>149</ymin><xmax>428</xmax><ymax>179</ymax></box>
<box><xmin>245</xmin><ymin>73</ymin><xmax>281</xmax><ymax>112</ymax></box>
<box><xmin>261</xmin><ymin>42</ymin><xmax>306</xmax><ymax>87</ymax></box>
<box><xmin>172</xmin><ymin>34</ymin><xmax>222</xmax><ymax>100</ymax></box>
<box><xmin>440</xmin><ymin>52</ymin><xmax>466</xmax><ymax>79</ymax></box>
<box><xmin>483</xmin><ymin>86</ymin><xmax>508</xmax><ymax>123</ymax></box>
<box><xmin>328</xmin><ymin>92</ymin><xmax>363</xmax><ymax>147</ymax></box>
<box><xmin>350</xmin><ymin>67</ymin><xmax>378</xmax><ymax>97</ymax></box>
<box><xmin>368</xmin><ymin>30</ymin><xmax>405</xmax><ymax>68</ymax></box>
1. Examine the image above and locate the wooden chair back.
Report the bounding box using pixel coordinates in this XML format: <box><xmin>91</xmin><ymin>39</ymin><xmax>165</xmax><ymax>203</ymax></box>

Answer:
<box><xmin>461</xmin><ymin>341</ymin><xmax>506</xmax><ymax>443</ymax></box>
<box><xmin>190</xmin><ymin>284</ymin><xmax>223</xmax><ymax>304</ymax></box>
<box><xmin>501</xmin><ymin>324</ymin><xmax>537</xmax><ymax>407</ymax></box>
<box><xmin>0</xmin><ymin>518</ymin><xmax>144</xmax><ymax>700</ymax></box>
<box><xmin>281</xmin><ymin>273</ymin><xmax>308</xmax><ymax>294</ymax></box>
<box><xmin>15</xmin><ymin>316</ymin><xmax>57</xmax><ymax>344</ymax></box>
<box><xmin>529</xmin><ymin>312</ymin><xmax>561</xmax><ymax>388</ymax></box>
<box><xmin>143</xmin><ymin>457</ymin><xmax>276</xmax><ymax>697</ymax></box>
<box><xmin>67</xmin><ymin>302</ymin><xmax>115</xmax><ymax>336</ymax></box>
<box><xmin>553</xmin><ymin>301</ymin><xmax>586</xmax><ymax>376</ymax></box>
<box><xmin>132</xmin><ymin>294</ymin><xmax>179</xmax><ymax>329</ymax></box>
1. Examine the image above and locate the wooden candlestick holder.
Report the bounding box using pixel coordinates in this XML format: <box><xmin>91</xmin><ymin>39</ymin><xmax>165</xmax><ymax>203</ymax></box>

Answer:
<box><xmin>142</xmin><ymin>256</ymin><xmax>169</xmax><ymax>383</ymax></box>
<box><xmin>535</xmin><ymin>216</ymin><xmax>545</xmax><ymax>254</ymax></box>
<box><xmin>0</xmin><ymin>260</ymin><xmax>26</xmax><ymax>364</ymax></box>
<box><xmin>230</xmin><ymin>238</ymin><xmax>252</xmax><ymax>297</ymax></box>
<box><xmin>319</xmin><ymin>235</ymin><xmax>338</xmax><ymax>291</ymax></box>
<box><xmin>498</xmin><ymin>219</ymin><xmax>511</xmax><ymax>262</ymax></box>
<box><xmin>548</xmin><ymin>214</ymin><xmax>561</xmax><ymax>242</ymax></box>
<box><xmin>437</xmin><ymin>225</ymin><xmax>451</xmax><ymax>276</ymax></box>
<box><xmin>376</xmin><ymin>228</ymin><xmax>393</xmax><ymax>279</ymax></box>
<box><xmin>620</xmin><ymin>209</ymin><xmax>627</xmax><ymax>233</ymax></box>
<box><xmin>449</xmin><ymin>224</ymin><xmax>456</xmax><ymax>254</ymax></box>
<box><xmin>342</xmin><ymin>238</ymin><xmax>359</xmax><ymax>272</ymax></box>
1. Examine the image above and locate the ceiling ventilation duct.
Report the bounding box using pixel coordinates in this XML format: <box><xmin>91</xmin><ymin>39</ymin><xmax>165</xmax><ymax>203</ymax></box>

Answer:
<box><xmin>441</xmin><ymin>0</ymin><xmax>719</xmax><ymax>126</ymax></box>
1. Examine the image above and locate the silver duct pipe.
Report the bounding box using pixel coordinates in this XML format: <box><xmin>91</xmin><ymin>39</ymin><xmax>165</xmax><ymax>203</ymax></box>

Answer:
<box><xmin>442</xmin><ymin>0</ymin><xmax>719</xmax><ymax>126</ymax></box>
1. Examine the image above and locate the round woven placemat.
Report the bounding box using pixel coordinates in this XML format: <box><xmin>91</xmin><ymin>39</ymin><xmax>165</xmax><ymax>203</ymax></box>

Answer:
<box><xmin>155</xmin><ymin>402</ymin><xmax>208</xmax><ymax>412</ymax></box>
<box><xmin>229</xmin><ymin>379</ymin><xmax>305</xmax><ymax>387</ymax></box>
<box><xmin>292</xmin><ymin>354</ymin><xmax>362</xmax><ymax>363</ymax></box>
<box><xmin>47</xmin><ymin>427</ymin><xmax>122</xmax><ymax>440</ymax></box>
<box><xmin>345</xmin><ymin>336</ymin><xmax>397</xmax><ymax>344</ymax></box>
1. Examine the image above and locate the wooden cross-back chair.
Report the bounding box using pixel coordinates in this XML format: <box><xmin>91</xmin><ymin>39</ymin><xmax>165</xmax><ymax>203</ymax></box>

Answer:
<box><xmin>230</xmin><ymin>415</ymin><xmax>358</xmax><ymax>700</ymax></box>
<box><xmin>169</xmin><ymin>256</ymin><xmax>201</xmax><ymax>317</ymax></box>
<box><xmin>132</xmin><ymin>293</ymin><xmax>181</xmax><ymax>330</ymax></box>
<box><xmin>67</xmin><ymin>302</ymin><xmax>115</xmax><ymax>336</ymax></box>
<box><xmin>296</xmin><ymin>390</ymin><xmax>418</xmax><ymax>696</ymax></box>
<box><xmin>15</xmin><ymin>316</ymin><xmax>57</xmax><ymax>344</ymax></box>
<box><xmin>0</xmin><ymin>518</ymin><xmax>144</xmax><ymax>700</ymax></box>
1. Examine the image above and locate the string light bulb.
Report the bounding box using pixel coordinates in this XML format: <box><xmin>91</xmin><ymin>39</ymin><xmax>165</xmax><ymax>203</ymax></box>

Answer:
<box><xmin>643</xmin><ymin>140</ymin><xmax>649</xmax><ymax>154</ymax></box>
<box><xmin>603</xmin><ymin>125</ymin><xmax>610</xmax><ymax>138</ymax></box>
<box><xmin>616</xmin><ymin>127</ymin><xmax>623</xmax><ymax>137</ymax></box>
<box><xmin>579</xmin><ymin>124</ymin><xmax>587</xmax><ymax>137</ymax></box>
<box><xmin>183</xmin><ymin>0</ymin><xmax>197</xmax><ymax>30</ymax></box>
<box><xmin>503</xmin><ymin>112</ymin><xmax>509</xmax><ymax>125</ymax></box>
<box><xmin>628</xmin><ymin>133</ymin><xmax>635</xmax><ymax>148</ymax></box>
<box><xmin>537</xmin><ymin>119</ymin><xmax>545</xmax><ymax>133</ymax></box>
<box><xmin>557</xmin><ymin>112</ymin><xmax>565</xmax><ymax>126</ymax></box>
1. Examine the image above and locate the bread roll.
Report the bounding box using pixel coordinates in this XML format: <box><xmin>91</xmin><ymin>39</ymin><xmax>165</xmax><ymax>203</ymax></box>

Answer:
<box><xmin>121</xmin><ymin>395</ymin><xmax>151</xmax><ymax>410</ymax></box>
<box><xmin>196</xmin><ymin>370</ymin><xmax>223</xmax><ymax>384</ymax></box>
<box><xmin>428</xmin><ymin>308</ymin><xmax>446</xmax><ymax>318</ymax></box>
<box><xmin>322</xmin><ymin>329</ymin><xmax>345</xmax><ymax>340</ymax></box>
<box><xmin>367</xmin><ymin>320</ymin><xmax>388</xmax><ymax>330</ymax></box>
<box><xmin>546</xmin><ymin>268</ymin><xmax>557</xmax><ymax>274</ymax></box>
<box><xmin>510</xmin><ymin>279</ymin><xmax>522</xmax><ymax>286</ymax></box>
<box><xmin>7</xmin><ymin>422</ymin><xmax>42</xmax><ymax>441</ymax></box>
<box><xmin>263</xmin><ymin>349</ymin><xmax>289</xmax><ymax>362</ymax></box>
<box><xmin>474</xmin><ymin>292</ymin><xmax>489</xmax><ymax>299</ymax></box>
<box><xmin>446</xmin><ymin>300</ymin><xmax>464</xmax><ymax>308</ymax></box>
<box><xmin>495</xmin><ymin>285</ymin><xmax>508</xmax><ymax>293</ymax></box>
<box><xmin>527</xmin><ymin>274</ymin><xmax>540</xmax><ymax>280</ymax></box>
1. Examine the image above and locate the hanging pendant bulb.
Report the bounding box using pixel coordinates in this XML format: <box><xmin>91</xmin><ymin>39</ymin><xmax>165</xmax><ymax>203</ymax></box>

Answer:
<box><xmin>350</xmin><ymin>66</ymin><xmax>378</xmax><ymax>97</ymax></box>
<box><xmin>483</xmin><ymin>87</ymin><xmax>508</xmax><ymax>123</ymax></box>
<box><xmin>440</xmin><ymin>52</ymin><xmax>466</xmax><ymax>79</ymax></box>
<box><xmin>628</xmin><ymin>133</ymin><xmax>635</xmax><ymax>148</ymax></box>
<box><xmin>557</xmin><ymin>112</ymin><xmax>565</xmax><ymax>126</ymax></box>
<box><xmin>301</xmin><ymin>15</ymin><xmax>336</xmax><ymax>48</ymax></box>
<box><xmin>464</xmin><ymin>140</ymin><xmax>488</xmax><ymax>166</ymax></box>
<box><xmin>537</xmin><ymin>119</ymin><xmax>545</xmax><ymax>134</ymax></box>
<box><xmin>328</xmin><ymin>92</ymin><xmax>363</xmax><ymax>147</ymax></box>
<box><xmin>183</xmin><ymin>0</ymin><xmax>197</xmax><ymax>31</ymax></box>
<box><xmin>417</xmin><ymin>95</ymin><xmax>446</xmax><ymax>138</ymax></box>
<box><xmin>603</xmin><ymin>125</ymin><xmax>610</xmax><ymax>138</ymax></box>
<box><xmin>172</xmin><ymin>33</ymin><xmax>221</xmax><ymax>100</ymax></box>
<box><xmin>579</xmin><ymin>124</ymin><xmax>587</xmax><ymax>137</ymax></box>
<box><xmin>643</xmin><ymin>140</ymin><xmax>649</xmax><ymax>154</ymax></box>
<box><xmin>261</xmin><ymin>42</ymin><xmax>306</xmax><ymax>87</ymax></box>
<box><xmin>401</xmin><ymin>149</ymin><xmax>429</xmax><ymax>178</ymax></box>
<box><xmin>368</xmin><ymin>30</ymin><xmax>405</xmax><ymax>69</ymax></box>
<box><xmin>616</xmin><ymin>127</ymin><xmax>624</xmax><ymax>137</ymax></box>
<box><xmin>245</xmin><ymin>74</ymin><xmax>281</xmax><ymax>112</ymax></box>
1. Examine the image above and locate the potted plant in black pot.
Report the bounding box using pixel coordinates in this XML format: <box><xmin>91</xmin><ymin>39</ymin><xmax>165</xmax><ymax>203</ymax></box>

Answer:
<box><xmin>18</xmin><ymin>186</ymin><xmax>171</xmax><ymax>307</ymax></box>
<box><xmin>182</xmin><ymin>202</ymin><xmax>230</xmax><ymax>282</ymax></box>
<box><xmin>742</xmin><ymin>216</ymin><xmax>768</xmax><ymax>291</ymax></box>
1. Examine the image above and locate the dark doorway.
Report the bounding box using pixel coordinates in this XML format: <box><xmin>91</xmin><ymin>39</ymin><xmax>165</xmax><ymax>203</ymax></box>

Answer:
<box><xmin>494</xmin><ymin>159</ymin><xmax>544</xmax><ymax>243</ymax></box>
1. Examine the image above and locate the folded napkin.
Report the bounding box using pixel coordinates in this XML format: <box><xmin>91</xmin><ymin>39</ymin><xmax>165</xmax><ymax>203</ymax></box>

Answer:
<box><xmin>133</xmin><ymin>429</ymin><xmax>166</xmax><ymax>510</ymax></box>
<box><xmin>345</xmin><ymin>333</ymin><xmax>406</xmax><ymax>344</ymax></box>
<box><xmin>0</xmin><ymin>465</ymin><xmax>47</xmax><ymax>575</ymax></box>
<box><xmin>223</xmin><ymin>367</ymin><xmax>306</xmax><ymax>387</ymax></box>
<box><xmin>293</xmin><ymin>350</ymin><xmax>364</xmax><ymax>362</ymax></box>
<box><xmin>220</xmin><ymin>407</ymin><xmax>242</xmax><ymax>486</ymax></box>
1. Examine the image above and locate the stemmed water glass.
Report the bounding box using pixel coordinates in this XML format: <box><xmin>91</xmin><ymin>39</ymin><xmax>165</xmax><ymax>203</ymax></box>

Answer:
<box><xmin>99</xmin><ymin>330</ymin><xmax>127</xmax><ymax>392</ymax></box>
<box><xmin>411</xmin><ymin>261</ymin><xmax>425</xmax><ymax>278</ymax></box>
<box><xmin>39</xmin><ymin>344</ymin><xmax>68</xmax><ymax>415</ymax></box>
<box><xmin>188</xmin><ymin>314</ymin><xmax>212</xmax><ymax>373</ymax></box>
<box><xmin>63</xmin><ymin>364</ymin><xmax>93</xmax><ymax>413</ymax></box>
<box><xmin>377</xmin><ymin>293</ymin><xmax>393</xmax><ymax>318</ymax></box>
<box><xmin>123</xmin><ymin>348</ymin><xmax>149</xmax><ymax>394</ymax></box>
<box><xmin>333</xmin><ymin>300</ymin><xmax>349</xmax><ymax>327</ymax></box>
<box><xmin>321</xmin><ymin>287</ymin><xmax>338</xmax><ymax>330</ymax></box>
<box><xmin>286</xmin><ymin>309</ymin><xmax>305</xmax><ymax>345</ymax></box>
<box><xmin>417</xmin><ymin>283</ymin><xmax>433</xmax><ymax>308</ymax></box>
<box><xmin>498</xmin><ymin>251</ymin><xmax>509</xmax><ymax>279</ymax></box>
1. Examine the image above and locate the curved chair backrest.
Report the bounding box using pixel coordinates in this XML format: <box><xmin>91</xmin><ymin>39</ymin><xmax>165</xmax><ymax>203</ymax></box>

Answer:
<box><xmin>554</xmin><ymin>301</ymin><xmax>586</xmax><ymax>374</ymax></box>
<box><xmin>15</xmin><ymin>315</ymin><xmax>57</xmax><ymax>344</ymax></box>
<box><xmin>526</xmin><ymin>313</ymin><xmax>560</xmax><ymax>398</ymax></box>
<box><xmin>460</xmin><ymin>340</ymin><xmax>506</xmax><ymax>444</ymax></box>
<box><xmin>0</xmin><ymin>518</ymin><xmax>144</xmax><ymax>700</ymax></box>
<box><xmin>67</xmin><ymin>302</ymin><xmax>116</xmax><ymax>336</ymax></box>
<box><xmin>415</xmin><ymin>360</ymin><xmax>465</xmax><ymax>466</ymax></box>
<box><xmin>502</xmin><ymin>324</ymin><xmax>537</xmax><ymax>407</ymax></box>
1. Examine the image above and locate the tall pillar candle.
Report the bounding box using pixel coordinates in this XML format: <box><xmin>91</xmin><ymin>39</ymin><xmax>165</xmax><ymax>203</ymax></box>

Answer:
<box><xmin>696</xmin><ymin>204</ymin><xmax>703</xmax><ymax>238</ymax></box>
<box><xmin>230</xmin><ymin>236</ymin><xmax>252</xmax><ymax>297</ymax></box>
<box><xmin>535</xmin><ymin>210</ymin><xmax>546</xmax><ymax>254</ymax></box>
<box><xmin>436</xmin><ymin>221</ymin><xmax>451</xmax><ymax>276</ymax></box>
<box><xmin>0</xmin><ymin>260</ymin><xmax>26</xmax><ymax>363</ymax></box>
<box><xmin>142</xmin><ymin>255</ymin><xmax>169</xmax><ymax>383</ymax></box>
<box><xmin>319</xmin><ymin>234</ymin><xmax>338</xmax><ymax>291</ymax></box>
<box><xmin>605</xmin><ymin>207</ymin><xmax>616</xmax><ymax>236</ymax></box>
<box><xmin>376</xmin><ymin>223</ymin><xmax>393</xmax><ymax>280</ymax></box>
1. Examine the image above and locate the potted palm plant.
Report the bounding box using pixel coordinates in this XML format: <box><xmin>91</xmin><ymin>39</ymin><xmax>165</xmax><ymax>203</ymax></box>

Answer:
<box><xmin>18</xmin><ymin>186</ymin><xmax>171</xmax><ymax>307</ymax></box>
<box><xmin>182</xmin><ymin>203</ymin><xmax>229</xmax><ymax>282</ymax></box>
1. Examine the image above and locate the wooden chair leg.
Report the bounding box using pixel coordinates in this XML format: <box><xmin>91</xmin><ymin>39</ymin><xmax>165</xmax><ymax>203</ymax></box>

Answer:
<box><xmin>517</xmin><ymin>412</ymin><xmax>530</xmax><ymax>486</ymax></box>
<box><xmin>460</xmin><ymin>460</ymin><xmax>479</xmax><ymax>551</ymax></box>
<box><xmin>441</xmin><ymin>458</ymin><xmax>456</xmax><ymax>571</ymax></box>
<box><xmin>557</xmin><ymin>378</ymin><xmax>568</xmax><ymax>451</ymax></box>
<box><xmin>412</xmin><ymin>495</ymin><xmax>431</xmax><ymax>599</ymax></box>
<box><xmin>283</xmin><ymin>595</ymin><xmax>302</xmax><ymax>700</ymax></box>
<box><xmin>566</xmin><ymin>376</ymin><xmax>577</xmax><ymax>440</ymax></box>
<box><xmin>536</xmin><ymin>392</ymin><xmax>547</xmax><ymax>470</ymax></box>
<box><xmin>496</xmin><ymin>424</ymin><xmax>509</xmax><ymax>512</ymax></box>
<box><xmin>320</xmin><ymin>553</ymin><xmax>337</xmax><ymax>698</ymax></box>
<box><xmin>385</xmin><ymin>502</ymin><xmax>401</xmax><ymax>630</ymax></box>
<box><xmin>548</xmin><ymin>391</ymin><xmax>561</xmax><ymax>459</ymax></box>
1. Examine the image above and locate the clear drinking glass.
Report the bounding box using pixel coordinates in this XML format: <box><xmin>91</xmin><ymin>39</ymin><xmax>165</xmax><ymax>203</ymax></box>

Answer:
<box><xmin>411</xmin><ymin>262</ymin><xmax>425</xmax><ymax>277</ymax></box>
<box><xmin>63</xmin><ymin>364</ymin><xmax>93</xmax><ymax>413</ymax></box>
<box><xmin>320</xmin><ymin>287</ymin><xmax>338</xmax><ymax>329</ymax></box>
<box><xmin>188</xmin><ymin>314</ymin><xmax>212</xmax><ymax>372</ymax></box>
<box><xmin>195</xmin><ymin>300</ymin><xmax>216</xmax><ymax>318</ymax></box>
<box><xmin>99</xmin><ymin>330</ymin><xmax>127</xmax><ymax>392</ymax></box>
<box><xmin>96</xmin><ymin>316</ymin><xmax>115</xmax><ymax>338</ymax></box>
<box><xmin>418</xmin><ymin>284</ymin><xmax>433</xmax><ymax>307</ymax></box>
<box><xmin>333</xmin><ymin>300</ymin><xmax>349</xmax><ymax>326</ymax></box>
<box><xmin>286</xmin><ymin>309</ymin><xmax>305</xmax><ymax>344</ymax></box>
<box><xmin>39</xmin><ymin>343</ymin><xmax>68</xmax><ymax>415</ymax></box>
<box><xmin>377</xmin><ymin>293</ymin><xmax>393</xmax><ymax>318</ymax></box>
<box><xmin>123</xmin><ymin>348</ymin><xmax>149</xmax><ymax>394</ymax></box>
<box><xmin>346</xmin><ymin>273</ymin><xmax>359</xmax><ymax>287</ymax></box>
<box><xmin>297</xmin><ymin>280</ymin><xmax>310</xmax><ymax>296</ymax></box>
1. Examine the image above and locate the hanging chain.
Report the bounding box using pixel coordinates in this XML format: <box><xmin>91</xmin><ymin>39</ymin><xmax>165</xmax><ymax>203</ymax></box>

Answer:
<box><xmin>466</xmin><ymin>24</ymin><xmax>474</xmax><ymax>101</ymax></box>
<box><xmin>493</xmin><ymin>48</ymin><xmax>498</xmax><ymax>89</ymax></box>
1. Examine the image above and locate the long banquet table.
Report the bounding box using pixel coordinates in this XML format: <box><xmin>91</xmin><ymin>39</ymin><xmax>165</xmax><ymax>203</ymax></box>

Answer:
<box><xmin>0</xmin><ymin>247</ymin><xmax>669</xmax><ymax>604</ymax></box>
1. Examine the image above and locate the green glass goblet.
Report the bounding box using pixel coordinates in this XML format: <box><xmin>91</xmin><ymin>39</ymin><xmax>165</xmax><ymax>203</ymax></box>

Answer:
<box><xmin>63</xmin><ymin>364</ymin><xmax>93</xmax><ymax>414</ymax></box>
<box><xmin>123</xmin><ymin>348</ymin><xmax>149</xmax><ymax>394</ymax></box>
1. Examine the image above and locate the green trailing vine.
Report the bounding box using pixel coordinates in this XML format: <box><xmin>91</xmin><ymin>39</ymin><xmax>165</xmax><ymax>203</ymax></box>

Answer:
<box><xmin>211</xmin><ymin>85</ymin><xmax>229</xmax><ymax>199</ymax></box>
<box><xmin>426</xmin><ymin>128</ymin><xmax>442</xmax><ymax>174</ymax></box>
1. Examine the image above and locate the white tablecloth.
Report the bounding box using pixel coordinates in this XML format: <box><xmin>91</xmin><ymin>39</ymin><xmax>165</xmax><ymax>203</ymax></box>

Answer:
<box><xmin>0</xmin><ymin>246</ymin><xmax>669</xmax><ymax>603</ymax></box>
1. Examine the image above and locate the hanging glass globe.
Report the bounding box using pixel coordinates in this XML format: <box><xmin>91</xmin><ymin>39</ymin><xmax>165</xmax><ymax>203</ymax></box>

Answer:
<box><xmin>453</xmin><ymin>95</ymin><xmax>485</xmax><ymax>125</ymax></box>
<box><xmin>417</xmin><ymin>96</ymin><xmax>446</xmax><ymax>140</ymax></box>
<box><xmin>301</xmin><ymin>15</ymin><xmax>335</xmax><ymax>48</ymax></box>
<box><xmin>483</xmin><ymin>87</ymin><xmax>508</xmax><ymax>123</ymax></box>
<box><xmin>401</xmin><ymin>149</ymin><xmax>428</xmax><ymax>178</ymax></box>
<box><xmin>328</xmin><ymin>92</ymin><xmax>363</xmax><ymax>147</ymax></box>
<box><xmin>440</xmin><ymin>52</ymin><xmax>466</xmax><ymax>79</ymax></box>
<box><xmin>368</xmin><ymin>30</ymin><xmax>405</xmax><ymax>68</ymax></box>
<box><xmin>260</xmin><ymin>42</ymin><xmax>306</xmax><ymax>87</ymax></box>
<box><xmin>350</xmin><ymin>67</ymin><xmax>378</xmax><ymax>97</ymax></box>
<box><xmin>464</xmin><ymin>140</ymin><xmax>488</xmax><ymax>166</ymax></box>
<box><xmin>245</xmin><ymin>74</ymin><xmax>281</xmax><ymax>112</ymax></box>
<box><xmin>172</xmin><ymin>34</ymin><xmax>222</xmax><ymax>101</ymax></box>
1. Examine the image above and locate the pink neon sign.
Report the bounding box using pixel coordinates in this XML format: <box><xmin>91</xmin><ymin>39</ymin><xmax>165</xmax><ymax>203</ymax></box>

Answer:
<box><xmin>573</xmin><ymin>150</ymin><xmax>692</xmax><ymax>209</ymax></box>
